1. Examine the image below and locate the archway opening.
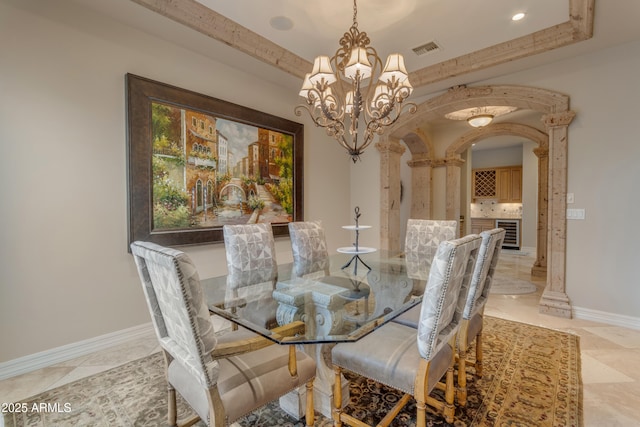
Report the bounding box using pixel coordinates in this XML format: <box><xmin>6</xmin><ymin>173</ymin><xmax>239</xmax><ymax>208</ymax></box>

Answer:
<box><xmin>381</xmin><ymin>85</ymin><xmax>575</xmax><ymax>318</ymax></box>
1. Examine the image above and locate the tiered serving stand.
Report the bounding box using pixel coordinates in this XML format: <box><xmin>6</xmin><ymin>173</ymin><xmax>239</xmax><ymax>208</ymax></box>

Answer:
<box><xmin>337</xmin><ymin>222</ymin><xmax>376</xmax><ymax>274</ymax></box>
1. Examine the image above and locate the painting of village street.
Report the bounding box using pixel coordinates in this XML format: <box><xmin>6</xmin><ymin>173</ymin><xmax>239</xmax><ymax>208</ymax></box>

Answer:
<box><xmin>151</xmin><ymin>102</ymin><xmax>294</xmax><ymax>230</ymax></box>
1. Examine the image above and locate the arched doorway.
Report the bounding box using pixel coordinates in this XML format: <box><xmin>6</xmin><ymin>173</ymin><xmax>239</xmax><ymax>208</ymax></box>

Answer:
<box><xmin>446</xmin><ymin>123</ymin><xmax>549</xmax><ymax>278</ymax></box>
<box><xmin>378</xmin><ymin>85</ymin><xmax>576</xmax><ymax>318</ymax></box>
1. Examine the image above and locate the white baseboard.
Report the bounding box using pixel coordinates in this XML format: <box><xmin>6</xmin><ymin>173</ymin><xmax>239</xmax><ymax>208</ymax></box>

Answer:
<box><xmin>573</xmin><ymin>306</ymin><xmax>640</xmax><ymax>331</ymax></box>
<box><xmin>0</xmin><ymin>322</ymin><xmax>154</xmax><ymax>381</ymax></box>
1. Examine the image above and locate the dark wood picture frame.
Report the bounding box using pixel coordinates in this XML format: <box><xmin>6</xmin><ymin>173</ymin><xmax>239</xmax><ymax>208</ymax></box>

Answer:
<box><xmin>126</xmin><ymin>74</ymin><xmax>304</xmax><ymax>248</ymax></box>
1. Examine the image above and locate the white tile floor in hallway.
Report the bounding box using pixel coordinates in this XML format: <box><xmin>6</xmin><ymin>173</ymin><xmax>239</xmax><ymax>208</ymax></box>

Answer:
<box><xmin>1</xmin><ymin>250</ymin><xmax>639</xmax><ymax>426</ymax></box>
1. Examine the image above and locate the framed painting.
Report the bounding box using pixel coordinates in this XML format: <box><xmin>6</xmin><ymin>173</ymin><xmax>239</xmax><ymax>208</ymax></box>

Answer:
<box><xmin>126</xmin><ymin>74</ymin><xmax>303</xmax><ymax>248</ymax></box>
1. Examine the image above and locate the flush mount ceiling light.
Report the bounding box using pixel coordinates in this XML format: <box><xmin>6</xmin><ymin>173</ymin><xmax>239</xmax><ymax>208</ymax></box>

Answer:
<box><xmin>295</xmin><ymin>0</ymin><xmax>417</xmax><ymax>162</ymax></box>
<box><xmin>445</xmin><ymin>106</ymin><xmax>518</xmax><ymax>128</ymax></box>
<box><xmin>467</xmin><ymin>114</ymin><xmax>494</xmax><ymax>127</ymax></box>
<box><xmin>512</xmin><ymin>12</ymin><xmax>526</xmax><ymax>21</ymax></box>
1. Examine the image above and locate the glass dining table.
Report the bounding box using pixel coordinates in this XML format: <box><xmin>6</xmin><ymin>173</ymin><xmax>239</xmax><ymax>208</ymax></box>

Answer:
<box><xmin>201</xmin><ymin>249</ymin><xmax>432</xmax><ymax>418</ymax></box>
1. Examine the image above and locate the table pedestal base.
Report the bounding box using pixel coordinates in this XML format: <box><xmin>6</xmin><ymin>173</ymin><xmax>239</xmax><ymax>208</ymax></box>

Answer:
<box><xmin>279</xmin><ymin>377</ymin><xmax>349</xmax><ymax>420</ymax></box>
<box><xmin>279</xmin><ymin>344</ymin><xmax>350</xmax><ymax>420</ymax></box>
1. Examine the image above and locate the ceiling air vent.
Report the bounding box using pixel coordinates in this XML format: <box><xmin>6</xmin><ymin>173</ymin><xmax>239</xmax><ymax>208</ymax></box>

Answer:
<box><xmin>412</xmin><ymin>41</ymin><xmax>441</xmax><ymax>56</ymax></box>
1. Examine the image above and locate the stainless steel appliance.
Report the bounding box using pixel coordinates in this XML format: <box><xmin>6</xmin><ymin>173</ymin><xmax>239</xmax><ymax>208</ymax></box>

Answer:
<box><xmin>495</xmin><ymin>219</ymin><xmax>520</xmax><ymax>249</ymax></box>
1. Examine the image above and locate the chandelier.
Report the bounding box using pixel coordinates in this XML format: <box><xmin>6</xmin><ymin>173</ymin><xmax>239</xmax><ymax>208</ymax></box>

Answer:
<box><xmin>295</xmin><ymin>0</ymin><xmax>417</xmax><ymax>162</ymax></box>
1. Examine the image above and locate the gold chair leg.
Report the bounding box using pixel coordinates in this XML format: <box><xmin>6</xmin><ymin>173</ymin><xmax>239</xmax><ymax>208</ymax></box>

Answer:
<box><xmin>305</xmin><ymin>380</ymin><xmax>315</xmax><ymax>427</ymax></box>
<box><xmin>206</xmin><ymin>387</ymin><xmax>225</xmax><ymax>427</ymax></box>
<box><xmin>333</xmin><ymin>367</ymin><xmax>343</xmax><ymax>427</ymax></box>
<box><xmin>457</xmin><ymin>348</ymin><xmax>468</xmax><ymax>406</ymax></box>
<box><xmin>475</xmin><ymin>332</ymin><xmax>483</xmax><ymax>378</ymax></box>
<box><xmin>167</xmin><ymin>386</ymin><xmax>177</xmax><ymax>427</ymax></box>
<box><xmin>443</xmin><ymin>365</ymin><xmax>455</xmax><ymax>423</ymax></box>
<box><xmin>164</xmin><ymin>350</ymin><xmax>178</xmax><ymax>427</ymax></box>
<box><xmin>415</xmin><ymin>399</ymin><xmax>426</xmax><ymax>427</ymax></box>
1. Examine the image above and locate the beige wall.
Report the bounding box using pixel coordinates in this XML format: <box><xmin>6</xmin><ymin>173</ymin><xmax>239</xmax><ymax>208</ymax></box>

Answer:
<box><xmin>472</xmin><ymin>146</ymin><xmax>523</xmax><ymax>168</ymax></box>
<box><xmin>0</xmin><ymin>0</ymin><xmax>349</xmax><ymax>362</ymax></box>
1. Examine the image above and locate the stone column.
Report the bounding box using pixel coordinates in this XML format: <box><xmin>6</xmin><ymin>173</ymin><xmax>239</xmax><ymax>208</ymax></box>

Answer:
<box><xmin>376</xmin><ymin>138</ymin><xmax>406</xmax><ymax>251</ymax></box>
<box><xmin>407</xmin><ymin>154</ymin><xmax>432</xmax><ymax>219</ymax></box>
<box><xmin>531</xmin><ymin>144</ymin><xmax>549</xmax><ymax>277</ymax></box>
<box><xmin>539</xmin><ymin>111</ymin><xmax>575</xmax><ymax>318</ymax></box>
<box><xmin>445</xmin><ymin>157</ymin><xmax>465</xmax><ymax>226</ymax></box>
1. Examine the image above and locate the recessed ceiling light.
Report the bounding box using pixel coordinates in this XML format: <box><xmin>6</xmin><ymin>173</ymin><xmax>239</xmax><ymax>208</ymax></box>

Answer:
<box><xmin>270</xmin><ymin>16</ymin><xmax>294</xmax><ymax>31</ymax></box>
<box><xmin>512</xmin><ymin>12</ymin><xmax>526</xmax><ymax>21</ymax></box>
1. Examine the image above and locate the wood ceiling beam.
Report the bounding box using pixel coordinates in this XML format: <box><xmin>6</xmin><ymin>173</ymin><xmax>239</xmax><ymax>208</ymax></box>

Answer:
<box><xmin>130</xmin><ymin>0</ymin><xmax>312</xmax><ymax>78</ymax></box>
<box><xmin>408</xmin><ymin>0</ymin><xmax>595</xmax><ymax>88</ymax></box>
<box><xmin>131</xmin><ymin>0</ymin><xmax>594</xmax><ymax>88</ymax></box>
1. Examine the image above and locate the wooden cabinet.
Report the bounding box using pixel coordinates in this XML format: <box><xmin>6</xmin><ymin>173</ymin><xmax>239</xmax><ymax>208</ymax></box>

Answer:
<box><xmin>497</xmin><ymin>167</ymin><xmax>522</xmax><ymax>203</ymax></box>
<box><xmin>472</xmin><ymin>166</ymin><xmax>522</xmax><ymax>202</ymax></box>
<box><xmin>470</xmin><ymin>218</ymin><xmax>494</xmax><ymax>235</ymax></box>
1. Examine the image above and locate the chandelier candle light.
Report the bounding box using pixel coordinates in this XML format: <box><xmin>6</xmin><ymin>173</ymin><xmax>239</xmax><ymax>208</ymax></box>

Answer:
<box><xmin>295</xmin><ymin>0</ymin><xmax>417</xmax><ymax>162</ymax></box>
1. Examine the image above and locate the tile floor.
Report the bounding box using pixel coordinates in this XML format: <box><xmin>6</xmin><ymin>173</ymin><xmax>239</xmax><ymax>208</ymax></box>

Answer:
<box><xmin>1</xmin><ymin>251</ymin><xmax>639</xmax><ymax>426</ymax></box>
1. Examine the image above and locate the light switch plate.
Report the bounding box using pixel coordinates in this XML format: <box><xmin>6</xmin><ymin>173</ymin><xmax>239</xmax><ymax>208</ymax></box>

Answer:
<box><xmin>567</xmin><ymin>208</ymin><xmax>585</xmax><ymax>220</ymax></box>
<box><xmin>567</xmin><ymin>193</ymin><xmax>575</xmax><ymax>204</ymax></box>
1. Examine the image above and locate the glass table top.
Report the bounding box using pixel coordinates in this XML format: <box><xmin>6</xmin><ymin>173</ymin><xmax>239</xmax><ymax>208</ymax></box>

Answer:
<box><xmin>201</xmin><ymin>250</ymin><xmax>432</xmax><ymax>344</ymax></box>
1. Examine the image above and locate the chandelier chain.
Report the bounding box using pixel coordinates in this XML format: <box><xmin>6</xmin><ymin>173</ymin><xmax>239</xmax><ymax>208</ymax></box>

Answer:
<box><xmin>295</xmin><ymin>0</ymin><xmax>417</xmax><ymax>162</ymax></box>
<box><xmin>353</xmin><ymin>0</ymin><xmax>357</xmax><ymax>27</ymax></box>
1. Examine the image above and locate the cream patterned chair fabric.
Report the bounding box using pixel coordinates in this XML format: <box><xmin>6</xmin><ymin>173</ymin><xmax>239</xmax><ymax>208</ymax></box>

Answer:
<box><xmin>456</xmin><ymin>227</ymin><xmax>506</xmax><ymax>406</ymax></box>
<box><xmin>392</xmin><ymin>219</ymin><xmax>457</xmax><ymax>329</ymax></box>
<box><xmin>404</xmin><ymin>219</ymin><xmax>458</xmax><ymax>257</ymax></box>
<box><xmin>223</xmin><ymin>223</ymin><xmax>279</xmax><ymax>329</ymax></box>
<box><xmin>288</xmin><ymin>220</ymin><xmax>330</xmax><ymax>278</ymax></box>
<box><xmin>131</xmin><ymin>241</ymin><xmax>316</xmax><ymax>427</ymax></box>
<box><xmin>331</xmin><ymin>234</ymin><xmax>481</xmax><ymax>427</ymax></box>
<box><xmin>223</xmin><ymin>223</ymin><xmax>277</xmax><ymax>281</ymax></box>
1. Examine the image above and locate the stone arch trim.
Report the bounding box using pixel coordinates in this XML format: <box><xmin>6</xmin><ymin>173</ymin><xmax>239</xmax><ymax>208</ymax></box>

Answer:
<box><xmin>390</xmin><ymin>85</ymin><xmax>569</xmax><ymax>143</ymax></box>
<box><xmin>379</xmin><ymin>84</ymin><xmax>575</xmax><ymax>318</ymax></box>
<box><xmin>402</xmin><ymin>128</ymin><xmax>435</xmax><ymax>159</ymax></box>
<box><xmin>446</xmin><ymin>122</ymin><xmax>548</xmax><ymax>157</ymax></box>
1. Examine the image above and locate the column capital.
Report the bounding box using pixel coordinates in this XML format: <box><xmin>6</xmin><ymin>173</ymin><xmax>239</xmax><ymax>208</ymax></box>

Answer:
<box><xmin>429</xmin><ymin>156</ymin><xmax>465</xmax><ymax>168</ymax></box>
<box><xmin>407</xmin><ymin>154</ymin><xmax>432</xmax><ymax>168</ymax></box>
<box><xmin>541</xmin><ymin>111</ymin><xmax>576</xmax><ymax>129</ymax></box>
<box><xmin>375</xmin><ymin>139</ymin><xmax>406</xmax><ymax>155</ymax></box>
<box><xmin>533</xmin><ymin>147</ymin><xmax>549</xmax><ymax>158</ymax></box>
<box><xmin>444</xmin><ymin>156</ymin><xmax>465</xmax><ymax>167</ymax></box>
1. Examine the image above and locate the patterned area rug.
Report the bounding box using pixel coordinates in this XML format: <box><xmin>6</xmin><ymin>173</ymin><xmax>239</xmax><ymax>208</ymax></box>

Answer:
<box><xmin>3</xmin><ymin>317</ymin><xmax>582</xmax><ymax>427</ymax></box>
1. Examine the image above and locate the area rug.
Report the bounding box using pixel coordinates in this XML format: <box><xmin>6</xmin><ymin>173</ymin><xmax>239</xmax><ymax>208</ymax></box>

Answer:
<box><xmin>489</xmin><ymin>275</ymin><xmax>538</xmax><ymax>295</ymax></box>
<box><xmin>3</xmin><ymin>317</ymin><xmax>582</xmax><ymax>427</ymax></box>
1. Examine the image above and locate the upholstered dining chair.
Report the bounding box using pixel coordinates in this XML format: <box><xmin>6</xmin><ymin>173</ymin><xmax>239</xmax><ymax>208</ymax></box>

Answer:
<box><xmin>456</xmin><ymin>227</ymin><xmax>506</xmax><ymax>406</ymax></box>
<box><xmin>223</xmin><ymin>223</ymin><xmax>279</xmax><ymax>330</ymax></box>
<box><xmin>131</xmin><ymin>241</ymin><xmax>316</xmax><ymax>427</ymax></box>
<box><xmin>391</xmin><ymin>228</ymin><xmax>506</xmax><ymax>407</ymax></box>
<box><xmin>404</xmin><ymin>219</ymin><xmax>458</xmax><ymax>258</ymax></box>
<box><xmin>288</xmin><ymin>220</ymin><xmax>330</xmax><ymax>279</ymax></box>
<box><xmin>331</xmin><ymin>234</ymin><xmax>481</xmax><ymax>427</ymax></box>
